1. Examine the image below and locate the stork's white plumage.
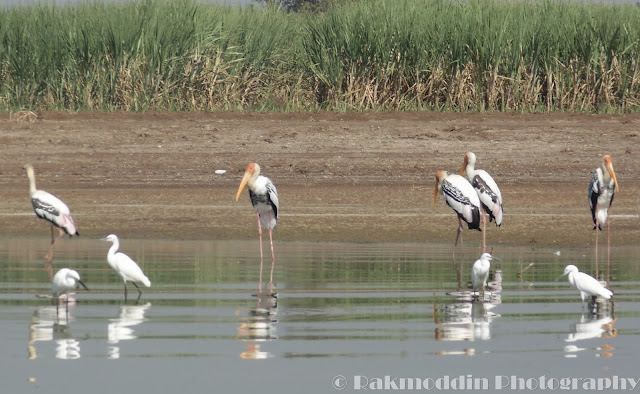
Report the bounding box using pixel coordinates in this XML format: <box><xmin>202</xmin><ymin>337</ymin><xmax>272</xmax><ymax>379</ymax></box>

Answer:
<box><xmin>434</xmin><ymin>170</ymin><xmax>481</xmax><ymax>248</ymax></box>
<box><xmin>560</xmin><ymin>264</ymin><xmax>612</xmax><ymax>303</ymax></box>
<box><xmin>100</xmin><ymin>234</ymin><xmax>151</xmax><ymax>302</ymax></box>
<box><xmin>25</xmin><ymin>164</ymin><xmax>79</xmax><ymax>280</ymax></box>
<box><xmin>462</xmin><ymin>152</ymin><xmax>503</xmax><ymax>251</ymax></box>
<box><xmin>588</xmin><ymin>155</ymin><xmax>619</xmax><ymax>283</ymax></box>
<box><xmin>236</xmin><ymin>163</ymin><xmax>279</xmax><ymax>292</ymax></box>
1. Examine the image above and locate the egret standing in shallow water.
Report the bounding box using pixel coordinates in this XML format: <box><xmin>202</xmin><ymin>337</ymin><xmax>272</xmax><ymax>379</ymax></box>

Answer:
<box><xmin>588</xmin><ymin>155</ymin><xmax>619</xmax><ymax>283</ymax></box>
<box><xmin>24</xmin><ymin>164</ymin><xmax>79</xmax><ymax>280</ymax></box>
<box><xmin>560</xmin><ymin>265</ymin><xmax>612</xmax><ymax>306</ymax></box>
<box><xmin>471</xmin><ymin>252</ymin><xmax>499</xmax><ymax>300</ymax></box>
<box><xmin>461</xmin><ymin>152</ymin><xmax>503</xmax><ymax>252</ymax></box>
<box><xmin>100</xmin><ymin>234</ymin><xmax>151</xmax><ymax>303</ymax></box>
<box><xmin>434</xmin><ymin>170</ymin><xmax>481</xmax><ymax>250</ymax></box>
<box><xmin>235</xmin><ymin>163</ymin><xmax>279</xmax><ymax>293</ymax></box>
<box><xmin>52</xmin><ymin>268</ymin><xmax>88</xmax><ymax>317</ymax></box>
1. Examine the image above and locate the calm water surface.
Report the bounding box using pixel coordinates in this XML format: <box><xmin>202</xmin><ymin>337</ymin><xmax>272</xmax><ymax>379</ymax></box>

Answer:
<box><xmin>1</xmin><ymin>237</ymin><xmax>640</xmax><ymax>393</ymax></box>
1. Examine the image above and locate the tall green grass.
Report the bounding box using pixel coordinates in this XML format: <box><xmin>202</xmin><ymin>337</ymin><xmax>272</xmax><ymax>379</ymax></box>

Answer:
<box><xmin>1</xmin><ymin>0</ymin><xmax>639</xmax><ymax>112</ymax></box>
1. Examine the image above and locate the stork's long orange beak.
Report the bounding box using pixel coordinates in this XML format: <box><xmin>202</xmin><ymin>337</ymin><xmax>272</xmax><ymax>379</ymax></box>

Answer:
<box><xmin>433</xmin><ymin>172</ymin><xmax>441</xmax><ymax>205</ymax></box>
<box><xmin>461</xmin><ymin>155</ymin><xmax>469</xmax><ymax>175</ymax></box>
<box><xmin>605</xmin><ymin>160</ymin><xmax>619</xmax><ymax>192</ymax></box>
<box><xmin>235</xmin><ymin>170</ymin><xmax>252</xmax><ymax>202</ymax></box>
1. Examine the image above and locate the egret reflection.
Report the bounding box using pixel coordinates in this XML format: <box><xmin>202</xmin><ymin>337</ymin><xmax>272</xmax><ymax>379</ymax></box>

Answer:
<box><xmin>237</xmin><ymin>293</ymin><xmax>278</xmax><ymax>359</ymax></box>
<box><xmin>107</xmin><ymin>302</ymin><xmax>152</xmax><ymax>359</ymax></box>
<box><xmin>564</xmin><ymin>314</ymin><xmax>617</xmax><ymax>359</ymax></box>
<box><xmin>28</xmin><ymin>305</ymin><xmax>79</xmax><ymax>360</ymax></box>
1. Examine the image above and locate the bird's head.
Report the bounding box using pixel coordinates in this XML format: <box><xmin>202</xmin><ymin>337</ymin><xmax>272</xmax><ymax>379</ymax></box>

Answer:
<box><xmin>461</xmin><ymin>152</ymin><xmax>475</xmax><ymax>175</ymax></box>
<box><xmin>99</xmin><ymin>234</ymin><xmax>118</xmax><ymax>243</ymax></box>
<box><xmin>433</xmin><ymin>170</ymin><xmax>447</xmax><ymax>205</ymax></box>
<box><xmin>68</xmin><ymin>269</ymin><xmax>89</xmax><ymax>290</ymax></box>
<box><xmin>603</xmin><ymin>155</ymin><xmax>619</xmax><ymax>192</ymax></box>
<box><xmin>557</xmin><ymin>264</ymin><xmax>578</xmax><ymax>281</ymax></box>
<box><xmin>235</xmin><ymin>163</ymin><xmax>261</xmax><ymax>202</ymax></box>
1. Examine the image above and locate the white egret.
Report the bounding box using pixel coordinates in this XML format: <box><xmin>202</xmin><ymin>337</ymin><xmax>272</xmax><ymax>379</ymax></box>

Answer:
<box><xmin>471</xmin><ymin>252</ymin><xmax>500</xmax><ymax>299</ymax></box>
<box><xmin>434</xmin><ymin>170</ymin><xmax>481</xmax><ymax>248</ymax></box>
<box><xmin>25</xmin><ymin>164</ymin><xmax>79</xmax><ymax>280</ymax></box>
<box><xmin>588</xmin><ymin>155</ymin><xmax>619</xmax><ymax>282</ymax></box>
<box><xmin>235</xmin><ymin>163</ymin><xmax>279</xmax><ymax>292</ymax></box>
<box><xmin>461</xmin><ymin>152</ymin><xmax>503</xmax><ymax>252</ymax></box>
<box><xmin>560</xmin><ymin>265</ymin><xmax>612</xmax><ymax>305</ymax></box>
<box><xmin>52</xmin><ymin>268</ymin><xmax>88</xmax><ymax>316</ymax></box>
<box><xmin>100</xmin><ymin>234</ymin><xmax>151</xmax><ymax>302</ymax></box>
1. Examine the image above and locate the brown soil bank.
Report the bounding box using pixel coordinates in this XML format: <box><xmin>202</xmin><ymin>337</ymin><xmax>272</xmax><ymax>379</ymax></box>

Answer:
<box><xmin>1</xmin><ymin>111</ymin><xmax>638</xmax><ymax>248</ymax></box>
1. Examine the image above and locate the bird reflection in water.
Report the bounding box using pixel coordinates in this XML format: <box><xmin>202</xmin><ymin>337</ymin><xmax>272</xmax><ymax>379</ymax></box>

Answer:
<box><xmin>434</xmin><ymin>269</ymin><xmax>502</xmax><ymax>353</ymax></box>
<box><xmin>107</xmin><ymin>302</ymin><xmax>152</xmax><ymax>359</ymax></box>
<box><xmin>564</xmin><ymin>311</ymin><xmax>617</xmax><ymax>359</ymax></box>
<box><xmin>237</xmin><ymin>293</ymin><xmax>278</xmax><ymax>360</ymax></box>
<box><xmin>28</xmin><ymin>303</ymin><xmax>80</xmax><ymax>360</ymax></box>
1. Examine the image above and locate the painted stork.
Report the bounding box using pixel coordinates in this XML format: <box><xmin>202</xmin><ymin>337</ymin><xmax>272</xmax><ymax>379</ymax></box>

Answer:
<box><xmin>52</xmin><ymin>268</ymin><xmax>88</xmax><ymax>317</ymax></box>
<box><xmin>24</xmin><ymin>164</ymin><xmax>79</xmax><ymax>280</ymax></box>
<box><xmin>100</xmin><ymin>234</ymin><xmax>151</xmax><ymax>303</ymax></box>
<box><xmin>235</xmin><ymin>163</ymin><xmax>279</xmax><ymax>293</ymax></box>
<box><xmin>560</xmin><ymin>265</ymin><xmax>613</xmax><ymax>306</ymax></box>
<box><xmin>461</xmin><ymin>152</ymin><xmax>503</xmax><ymax>252</ymax></box>
<box><xmin>588</xmin><ymin>155</ymin><xmax>619</xmax><ymax>283</ymax></box>
<box><xmin>434</xmin><ymin>170</ymin><xmax>481</xmax><ymax>248</ymax></box>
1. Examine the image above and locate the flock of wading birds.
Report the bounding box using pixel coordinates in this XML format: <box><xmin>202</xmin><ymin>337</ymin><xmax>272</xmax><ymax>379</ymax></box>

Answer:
<box><xmin>23</xmin><ymin>152</ymin><xmax>618</xmax><ymax>313</ymax></box>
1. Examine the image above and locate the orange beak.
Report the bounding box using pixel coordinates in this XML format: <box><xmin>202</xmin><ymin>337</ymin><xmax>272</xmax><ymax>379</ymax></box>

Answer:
<box><xmin>433</xmin><ymin>172</ymin><xmax>441</xmax><ymax>205</ymax></box>
<box><xmin>235</xmin><ymin>170</ymin><xmax>252</xmax><ymax>202</ymax></box>
<box><xmin>605</xmin><ymin>159</ymin><xmax>619</xmax><ymax>192</ymax></box>
<box><xmin>461</xmin><ymin>154</ymin><xmax>469</xmax><ymax>175</ymax></box>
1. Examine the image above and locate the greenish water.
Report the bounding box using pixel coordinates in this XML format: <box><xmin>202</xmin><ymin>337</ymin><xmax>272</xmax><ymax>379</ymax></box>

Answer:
<box><xmin>1</xmin><ymin>237</ymin><xmax>640</xmax><ymax>393</ymax></box>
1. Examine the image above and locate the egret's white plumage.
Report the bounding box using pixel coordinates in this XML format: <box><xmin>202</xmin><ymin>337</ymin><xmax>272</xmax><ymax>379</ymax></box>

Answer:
<box><xmin>236</xmin><ymin>163</ymin><xmax>279</xmax><ymax>291</ymax></box>
<box><xmin>561</xmin><ymin>265</ymin><xmax>612</xmax><ymax>302</ymax></box>
<box><xmin>25</xmin><ymin>164</ymin><xmax>79</xmax><ymax>280</ymax></box>
<box><xmin>471</xmin><ymin>253</ymin><xmax>493</xmax><ymax>294</ymax></box>
<box><xmin>100</xmin><ymin>234</ymin><xmax>151</xmax><ymax>302</ymax></box>
<box><xmin>52</xmin><ymin>268</ymin><xmax>88</xmax><ymax>316</ymax></box>
<box><xmin>434</xmin><ymin>170</ymin><xmax>481</xmax><ymax>247</ymax></box>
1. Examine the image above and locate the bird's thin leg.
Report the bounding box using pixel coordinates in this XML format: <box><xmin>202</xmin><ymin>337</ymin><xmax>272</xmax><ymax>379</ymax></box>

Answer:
<box><xmin>256</xmin><ymin>212</ymin><xmax>264</xmax><ymax>294</ymax></box>
<box><xmin>65</xmin><ymin>295</ymin><xmax>69</xmax><ymax>321</ymax></box>
<box><xmin>268</xmin><ymin>212</ymin><xmax>276</xmax><ymax>294</ymax></box>
<box><xmin>482</xmin><ymin>208</ymin><xmax>487</xmax><ymax>253</ymax></box>
<box><xmin>132</xmin><ymin>282</ymin><xmax>142</xmax><ymax>304</ymax></box>
<box><xmin>607</xmin><ymin>219</ymin><xmax>611</xmax><ymax>287</ymax></box>
<box><xmin>594</xmin><ymin>205</ymin><xmax>599</xmax><ymax>281</ymax></box>
<box><xmin>124</xmin><ymin>283</ymin><xmax>128</xmax><ymax>303</ymax></box>
<box><xmin>454</xmin><ymin>216</ymin><xmax>464</xmax><ymax>247</ymax></box>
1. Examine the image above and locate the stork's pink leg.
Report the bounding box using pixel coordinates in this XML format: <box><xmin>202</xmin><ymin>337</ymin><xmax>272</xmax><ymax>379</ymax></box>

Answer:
<box><xmin>482</xmin><ymin>208</ymin><xmax>487</xmax><ymax>253</ymax></box>
<box><xmin>256</xmin><ymin>212</ymin><xmax>264</xmax><ymax>293</ymax></box>
<box><xmin>607</xmin><ymin>219</ymin><xmax>611</xmax><ymax>287</ymax></box>
<box><xmin>455</xmin><ymin>216</ymin><xmax>464</xmax><ymax>247</ymax></box>
<box><xmin>43</xmin><ymin>226</ymin><xmax>64</xmax><ymax>281</ymax></box>
<box><xmin>268</xmin><ymin>212</ymin><xmax>276</xmax><ymax>294</ymax></box>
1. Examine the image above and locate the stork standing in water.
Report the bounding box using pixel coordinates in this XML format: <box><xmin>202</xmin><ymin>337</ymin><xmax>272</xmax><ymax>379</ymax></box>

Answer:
<box><xmin>434</xmin><ymin>170</ymin><xmax>481</xmax><ymax>250</ymax></box>
<box><xmin>461</xmin><ymin>152</ymin><xmax>503</xmax><ymax>252</ymax></box>
<box><xmin>236</xmin><ymin>163</ymin><xmax>279</xmax><ymax>293</ymax></box>
<box><xmin>24</xmin><ymin>164</ymin><xmax>79</xmax><ymax>280</ymax></box>
<box><xmin>588</xmin><ymin>155</ymin><xmax>619</xmax><ymax>283</ymax></box>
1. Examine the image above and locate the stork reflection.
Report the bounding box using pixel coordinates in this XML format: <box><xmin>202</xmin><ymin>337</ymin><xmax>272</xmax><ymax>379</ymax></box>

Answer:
<box><xmin>237</xmin><ymin>292</ymin><xmax>278</xmax><ymax>359</ymax></box>
<box><xmin>107</xmin><ymin>302</ymin><xmax>152</xmax><ymax>359</ymax></box>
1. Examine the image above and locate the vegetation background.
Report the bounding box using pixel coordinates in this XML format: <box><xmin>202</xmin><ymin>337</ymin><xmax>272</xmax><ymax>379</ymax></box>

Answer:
<box><xmin>1</xmin><ymin>0</ymin><xmax>639</xmax><ymax>112</ymax></box>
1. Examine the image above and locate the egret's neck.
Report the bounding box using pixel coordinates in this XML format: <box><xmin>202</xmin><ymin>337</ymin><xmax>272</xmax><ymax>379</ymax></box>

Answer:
<box><xmin>26</xmin><ymin>168</ymin><xmax>37</xmax><ymax>195</ymax></box>
<box><xmin>107</xmin><ymin>240</ymin><xmax>120</xmax><ymax>260</ymax></box>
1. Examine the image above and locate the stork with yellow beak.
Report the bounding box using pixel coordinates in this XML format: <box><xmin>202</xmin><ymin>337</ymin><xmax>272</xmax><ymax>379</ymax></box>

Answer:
<box><xmin>588</xmin><ymin>155</ymin><xmax>619</xmax><ymax>284</ymax></box>
<box><xmin>235</xmin><ymin>163</ymin><xmax>279</xmax><ymax>292</ymax></box>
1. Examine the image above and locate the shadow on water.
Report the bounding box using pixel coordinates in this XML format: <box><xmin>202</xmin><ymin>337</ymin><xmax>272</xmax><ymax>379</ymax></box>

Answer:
<box><xmin>2</xmin><ymin>237</ymin><xmax>640</xmax><ymax>392</ymax></box>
